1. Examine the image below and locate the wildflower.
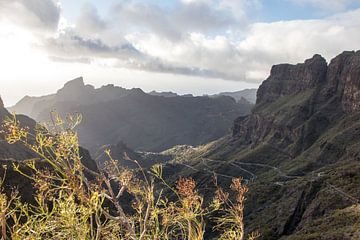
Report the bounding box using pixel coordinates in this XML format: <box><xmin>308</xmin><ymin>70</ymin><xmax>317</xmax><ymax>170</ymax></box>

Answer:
<box><xmin>215</xmin><ymin>187</ymin><xmax>229</xmax><ymax>203</ymax></box>
<box><xmin>176</xmin><ymin>177</ymin><xmax>196</xmax><ymax>198</ymax></box>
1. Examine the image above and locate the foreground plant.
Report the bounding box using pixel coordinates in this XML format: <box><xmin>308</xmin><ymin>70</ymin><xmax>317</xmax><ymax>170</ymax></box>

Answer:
<box><xmin>0</xmin><ymin>113</ymin><xmax>259</xmax><ymax>239</ymax></box>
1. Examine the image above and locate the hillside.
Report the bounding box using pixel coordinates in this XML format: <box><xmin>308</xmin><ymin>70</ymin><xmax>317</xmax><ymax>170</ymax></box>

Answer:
<box><xmin>10</xmin><ymin>79</ymin><xmax>254</xmax><ymax>153</ymax></box>
<box><xmin>162</xmin><ymin>51</ymin><xmax>360</xmax><ymax>239</ymax></box>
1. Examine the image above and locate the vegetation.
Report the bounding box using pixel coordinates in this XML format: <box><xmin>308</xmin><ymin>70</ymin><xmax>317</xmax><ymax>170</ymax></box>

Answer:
<box><xmin>0</xmin><ymin>113</ymin><xmax>259</xmax><ymax>240</ymax></box>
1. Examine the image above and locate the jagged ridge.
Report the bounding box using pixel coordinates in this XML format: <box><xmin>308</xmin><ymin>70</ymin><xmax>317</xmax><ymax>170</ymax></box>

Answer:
<box><xmin>166</xmin><ymin>50</ymin><xmax>360</xmax><ymax>239</ymax></box>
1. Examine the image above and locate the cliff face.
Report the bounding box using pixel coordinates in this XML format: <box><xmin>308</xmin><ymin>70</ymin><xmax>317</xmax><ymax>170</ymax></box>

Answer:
<box><xmin>233</xmin><ymin>51</ymin><xmax>360</xmax><ymax>155</ymax></box>
<box><xmin>229</xmin><ymin>51</ymin><xmax>360</xmax><ymax>239</ymax></box>
<box><xmin>256</xmin><ymin>54</ymin><xmax>327</xmax><ymax>105</ymax></box>
<box><xmin>324</xmin><ymin>51</ymin><xmax>360</xmax><ymax>112</ymax></box>
<box><xmin>257</xmin><ymin>51</ymin><xmax>360</xmax><ymax>112</ymax></box>
<box><xmin>169</xmin><ymin>51</ymin><xmax>360</xmax><ymax>239</ymax></box>
<box><xmin>255</xmin><ymin>51</ymin><xmax>360</xmax><ymax>111</ymax></box>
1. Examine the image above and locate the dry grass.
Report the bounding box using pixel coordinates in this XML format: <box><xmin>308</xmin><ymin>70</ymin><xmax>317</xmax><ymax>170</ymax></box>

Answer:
<box><xmin>0</xmin><ymin>113</ymin><xmax>259</xmax><ymax>240</ymax></box>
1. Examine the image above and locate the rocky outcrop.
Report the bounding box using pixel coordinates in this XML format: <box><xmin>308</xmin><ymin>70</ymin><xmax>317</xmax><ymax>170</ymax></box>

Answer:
<box><xmin>57</xmin><ymin>76</ymin><xmax>90</xmax><ymax>98</ymax></box>
<box><xmin>255</xmin><ymin>50</ymin><xmax>360</xmax><ymax>112</ymax></box>
<box><xmin>169</xmin><ymin>50</ymin><xmax>360</xmax><ymax>240</ymax></box>
<box><xmin>233</xmin><ymin>51</ymin><xmax>360</xmax><ymax>155</ymax></box>
<box><xmin>256</xmin><ymin>54</ymin><xmax>327</xmax><ymax>105</ymax></box>
<box><xmin>324</xmin><ymin>51</ymin><xmax>360</xmax><ymax>112</ymax></box>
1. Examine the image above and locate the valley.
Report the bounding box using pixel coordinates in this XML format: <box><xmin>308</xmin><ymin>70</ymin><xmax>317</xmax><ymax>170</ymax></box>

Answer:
<box><xmin>1</xmin><ymin>50</ymin><xmax>360</xmax><ymax>239</ymax></box>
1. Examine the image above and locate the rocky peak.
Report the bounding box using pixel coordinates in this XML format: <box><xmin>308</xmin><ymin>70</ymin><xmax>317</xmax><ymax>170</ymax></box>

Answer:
<box><xmin>60</xmin><ymin>77</ymin><xmax>85</xmax><ymax>91</ymax></box>
<box><xmin>256</xmin><ymin>54</ymin><xmax>327</xmax><ymax>104</ymax></box>
<box><xmin>56</xmin><ymin>77</ymin><xmax>95</xmax><ymax>100</ymax></box>
<box><xmin>325</xmin><ymin>50</ymin><xmax>360</xmax><ymax>112</ymax></box>
<box><xmin>233</xmin><ymin>51</ymin><xmax>360</xmax><ymax>151</ymax></box>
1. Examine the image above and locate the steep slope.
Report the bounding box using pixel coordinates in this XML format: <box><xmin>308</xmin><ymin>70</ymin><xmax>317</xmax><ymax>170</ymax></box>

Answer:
<box><xmin>10</xmin><ymin>79</ymin><xmax>253</xmax><ymax>153</ymax></box>
<box><xmin>166</xmin><ymin>51</ymin><xmax>360</xmax><ymax>239</ymax></box>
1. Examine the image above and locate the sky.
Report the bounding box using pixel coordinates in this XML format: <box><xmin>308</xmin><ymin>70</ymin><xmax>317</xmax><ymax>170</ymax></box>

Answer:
<box><xmin>1</xmin><ymin>0</ymin><xmax>360</xmax><ymax>106</ymax></box>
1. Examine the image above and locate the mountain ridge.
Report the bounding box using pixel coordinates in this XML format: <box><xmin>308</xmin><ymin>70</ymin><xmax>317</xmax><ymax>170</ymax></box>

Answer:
<box><xmin>9</xmin><ymin>78</ymin><xmax>254</xmax><ymax>153</ymax></box>
<box><xmin>162</xmin><ymin>50</ymin><xmax>360</xmax><ymax>239</ymax></box>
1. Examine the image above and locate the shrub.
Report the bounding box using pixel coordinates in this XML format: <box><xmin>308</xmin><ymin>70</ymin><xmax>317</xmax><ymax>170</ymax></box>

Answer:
<box><xmin>0</xmin><ymin>113</ymin><xmax>259</xmax><ymax>240</ymax></box>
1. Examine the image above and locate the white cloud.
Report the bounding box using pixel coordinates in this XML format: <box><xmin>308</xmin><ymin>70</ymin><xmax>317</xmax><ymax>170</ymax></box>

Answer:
<box><xmin>0</xmin><ymin>0</ymin><xmax>61</xmax><ymax>32</ymax></box>
<box><xmin>238</xmin><ymin>8</ymin><xmax>360</xmax><ymax>67</ymax></box>
<box><xmin>76</xmin><ymin>3</ymin><xmax>107</xmax><ymax>37</ymax></box>
<box><xmin>1</xmin><ymin>0</ymin><xmax>360</xmax><ymax>86</ymax></box>
<box><xmin>126</xmin><ymin>8</ymin><xmax>360</xmax><ymax>82</ymax></box>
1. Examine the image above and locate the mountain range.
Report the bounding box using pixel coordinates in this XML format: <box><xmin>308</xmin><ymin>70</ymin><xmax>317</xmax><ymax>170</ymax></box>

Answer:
<box><xmin>148</xmin><ymin>88</ymin><xmax>257</xmax><ymax>104</ymax></box>
<box><xmin>9</xmin><ymin>79</ymin><xmax>254</xmax><ymax>154</ymax></box>
<box><xmin>1</xmin><ymin>50</ymin><xmax>360</xmax><ymax>239</ymax></box>
<box><xmin>160</xmin><ymin>51</ymin><xmax>360</xmax><ymax>239</ymax></box>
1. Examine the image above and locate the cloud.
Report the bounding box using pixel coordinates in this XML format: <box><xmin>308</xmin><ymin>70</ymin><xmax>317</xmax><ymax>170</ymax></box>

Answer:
<box><xmin>42</xmin><ymin>0</ymin><xmax>256</xmax><ymax>80</ymax></box>
<box><xmin>0</xmin><ymin>0</ymin><xmax>60</xmax><ymax>32</ymax></box>
<box><xmin>76</xmin><ymin>3</ymin><xmax>107</xmax><ymax>37</ymax></box>
<box><xmin>44</xmin><ymin>29</ymin><xmax>237</xmax><ymax>81</ymax></box>
<box><xmin>109</xmin><ymin>0</ymin><xmax>257</xmax><ymax>41</ymax></box>
<box><xmin>3</xmin><ymin>0</ymin><xmax>360</xmax><ymax>84</ymax></box>
<box><xmin>237</xmin><ymin>8</ymin><xmax>360</xmax><ymax>66</ymax></box>
<box><xmin>45</xmin><ymin>29</ymin><xmax>141</xmax><ymax>61</ymax></box>
<box><xmin>126</xmin><ymin>8</ymin><xmax>360</xmax><ymax>82</ymax></box>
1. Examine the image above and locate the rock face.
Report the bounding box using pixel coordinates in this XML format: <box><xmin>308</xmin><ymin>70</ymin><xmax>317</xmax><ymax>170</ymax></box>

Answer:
<box><xmin>256</xmin><ymin>51</ymin><xmax>360</xmax><ymax>112</ymax></box>
<box><xmin>229</xmin><ymin>51</ymin><xmax>360</xmax><ymax>239</ymax></box>
<box><xmin>234</xmin><ymin>51</ymin><xmax>360</xmax><ymax>154</ymax></box>
<box><xmin>56</xmin><ymin>76</ymin><xmax>94</xmax><ymax>101</ymax></box>
<box><xmin>170</xmin><ymin>50</ymin><xmax>360</xmax><ymax>239</ymax></box>
<box><xmin>256</xmin><ymin>54</ymin><xmax>328</xmax><ymax>105</ymax></box>
<box><xmin>325</xmin><ymin>51</ymin><xmax>360</xmax><ymax>112</ymax></box>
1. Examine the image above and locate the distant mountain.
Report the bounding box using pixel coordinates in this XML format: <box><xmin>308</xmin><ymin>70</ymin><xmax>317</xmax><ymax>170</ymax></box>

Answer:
<box><xmin>209</xmin><ymin>88</ymin><xmax>257</xmax><ymax>103</ymax></box>
<box><xmin>162</xmin><ymin>51</ymin><xmax>360</xmax><ymax>239</ymax></box>
<box><xmin>8</xmin><ymin>78</ymin><xmax>136</xmax><ymax>119</ymax></box>
<box><xmin>0</xmin><ymin>94</ymin><xmax>98</xmax><ymax>169</ymax></box>
<box><xmin>148</xmin><ymin>89</ymin><xmax>258</xmax><ymax>104</ymax></box>
<box><xmin>148</xmin><ymin>90</ymin><xmax>178</xmax><ymax>98</ymax></box>
<box><xmin>10</xmin><ymin>78</ymin><xmax>254</xmax><ymax>153</ymax></box>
